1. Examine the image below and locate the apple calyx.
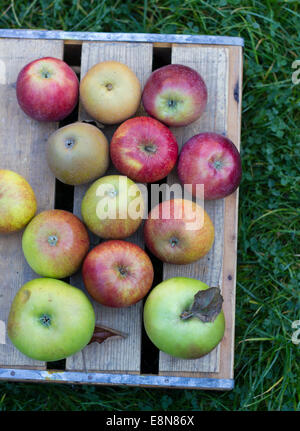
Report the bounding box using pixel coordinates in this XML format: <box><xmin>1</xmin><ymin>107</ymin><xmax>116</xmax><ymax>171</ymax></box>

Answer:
<box><xmin>41</xmin><ymin>70</ymin><xmax>51</xmax><ymax>79</ymax></box>
<box><xmin>180</xmin><ymin>287</ymin><xmax>223</xmax><ymax>323</ymax></box>
<box><xmin>209</xmin><ymin>155</ymin><xmax>224</xmax><ymax>171</ymax></box>
<box><xmin>88</xmin><ymin>324</ymin><xmax>127</xmax><ymax>345</ymax></box>
<box><xmin>168</xmin><ymin>99</ymin><xmax>177</xmax><ymax>109</ymax></box>
<box><xmin>48</xmin><ymin>235</ymin><xmax>58</xmax><ymax>247</ymax></box>
<box><xmin>39</xmin><ymin>313</ymin><xmax>52</xmax><ymax>328</ymax></box>
<box><xmin>65</xmin><ymin>137</ymin><xmax>76</xmax><ymax>149</ymax></box>
<box><xmin>118</xmin><ymin>265</ymin><xmax>128</xmax><ymax>277</ymax></box>
<box><xmin>169</xmin><ymin>237</ymin><xmax>179</xmax><ymax>248</ymax></box>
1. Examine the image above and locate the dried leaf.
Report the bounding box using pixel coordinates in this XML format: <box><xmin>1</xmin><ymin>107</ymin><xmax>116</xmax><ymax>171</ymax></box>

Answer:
<box><xmin>180</xmin><ymin>287</ymin><xmax>223</xmax><ymax>323</ymax></box>
<box><xmin>88</xmin><ymin>324</ymin><xmax>127</xmax><ymax>345</ymax></box>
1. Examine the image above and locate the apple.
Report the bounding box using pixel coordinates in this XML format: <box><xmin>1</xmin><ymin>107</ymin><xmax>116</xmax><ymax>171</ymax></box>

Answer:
<box><xmin>7</xmin><ymin>278</ymin><xmax>95</xmax><ymax>362</ymax></box>
<box><xmin>16</xmin><ymin>57</ymin><xmax>79</xmax><ymax>122</ymax></box>
<box><xmin>178</xmin><ymin>132</ymin><xmax>242</xmax><ymax>200</ymax></box>
<box><xmin>22</xmin><ymin>209</ymin><xmax>90</xmax><ymax>279</ymax></box>
<box><xmin>144</xmin><ymin>277</ymin><xmax>225</xmax><ymax>359</ymax></box>
<box><xmin>110</xmin><ymin>116</ymin><xmax>178</xmax><ymax>183</ymax></box>
<box><xmin>46</xmin><ymin>122</ymin><xmax>109</xmax><ymax>185</ymax></box>
<box><xmin>82</xmin><ymin>240</ymin><xmax>154</xmax><ymax>308</ymax></box>
<box><xmin>142</xmin><ymin>64</ymin><xmax>207</xmax><ymax>127</ymax></box>
<box><xmin>81</xmin><ymin>175</ymin><xmax>144</xmax><ymax>239</ymax></box>
<box><xmin>144</xmin><ymin>198</ymin><xmax>214</xmax><ymax>264</ymax></box>
<box><xmin>0</xmin><ymin>169</ymin><xmax>37</xmax><ymax>234</ymax></box>
<box><xmin>80</xmin><ymin>61</ymin><xmax>141</xmax><ymax>125</ymax></box>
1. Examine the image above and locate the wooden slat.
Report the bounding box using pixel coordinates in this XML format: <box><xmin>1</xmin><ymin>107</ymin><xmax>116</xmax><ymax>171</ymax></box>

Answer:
<box><xmin>0</xmin><ymin>39</ymin><xmax>63</xmax><ymax>368</ymax></box>
<box><xmin>66</xmin><ymin>42</ymin><xmax>153</xmax><ymax>372</ymax></box>
<box><xmin>159</xmin><ymin>45</ymin><xmax>229</xmax><ymax>374</ymax></box>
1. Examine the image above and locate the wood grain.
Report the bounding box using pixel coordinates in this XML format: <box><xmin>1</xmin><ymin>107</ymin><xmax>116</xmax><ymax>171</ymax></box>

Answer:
<box><xmin>159</xmin><ymin>45</ymin><xmax>229</xmax><ymax>374</ymax></box>
<box><xmin>66</xmin><ymin>42</ymin><xmax>153</xmax><ymax>372</ymax></box>
<box><xmin>0</xmin><ymin>39</ymin><xmax>63</xmax><ymax>368</ymax></box>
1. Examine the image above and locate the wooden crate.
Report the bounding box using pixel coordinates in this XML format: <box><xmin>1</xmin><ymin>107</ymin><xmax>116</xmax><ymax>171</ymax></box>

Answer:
<box><xmin>0</xmin><ymin>30</ymin><xmax>243</xmax><ymax>390</ymax></box>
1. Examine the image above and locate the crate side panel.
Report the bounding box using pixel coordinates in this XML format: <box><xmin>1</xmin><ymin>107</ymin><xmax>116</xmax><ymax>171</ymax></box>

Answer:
<box><xmin>66</xmin><ymin>42</ymin><xmax>153</xmax><ymax>372</ymax></box>
<box><xmin>160</xmin><ymin>46</ymin><xmax>243</xmax><ymax>380</ymax></box>
<box><xmin>159</xmin><ymin>45</ymin><xmax>229</xmax><ymax>374</ymax></box>
<box><xmin>0</xmin><ymin>39</ymin><xmax>63</xmax><ymax>368</ymax></box>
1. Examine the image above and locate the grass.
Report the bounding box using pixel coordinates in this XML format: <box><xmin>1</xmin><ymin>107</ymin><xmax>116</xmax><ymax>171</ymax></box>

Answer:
<box><xmin>0</xmin><ymin>0</ymin><xmax>299</xmax><ymax>411</ymax></box>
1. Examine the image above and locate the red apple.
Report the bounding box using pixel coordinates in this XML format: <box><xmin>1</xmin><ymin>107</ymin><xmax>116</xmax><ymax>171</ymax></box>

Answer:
<box><xmin>178</xmin><ymin>133</ymin><xmax>242</xmax><ymax>200</ymax></box>
<box><xmin>22</xmin><ymin>209</ymin><xmax>90</xmax><ymax>279</ymax></box>
<box><xmin>144</xmin><ymin>199</ymin><xmax>214</xmax><ymax>264</ymax></box>
<box><xmin>142</xmin><ymin>64</ymin><xmax>207</xmax><ymax>127</ymax></box>
<box><xmin>82</xmin><ymin>240</ymin><xmax>154</xmax><ymax>308</ymax></box>
<box><xmin>16</xmin><ymin>57</ymin><xmax>79</xmax><ymax>122</ymax></box>
<box><xmin>110</xmin><ymin>116</ymin><xmax>178</xmax><ymax>183</ymax></box>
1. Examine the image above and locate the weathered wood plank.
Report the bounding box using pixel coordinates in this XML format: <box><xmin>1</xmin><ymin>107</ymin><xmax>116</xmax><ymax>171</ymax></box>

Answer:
<box><xmin>159</xmin><ymin>45</ymin><xmax>229</xmax><ymax>374</ymax></box>
<box><xmin>66</xmin><ymin>42</ymin><xmax>153</xmax><ymax>372</ymax></box>
<box><xmin>0</xmin><ymin>39</ymin><xmax>64</xmax><ymax>368</ymax></box>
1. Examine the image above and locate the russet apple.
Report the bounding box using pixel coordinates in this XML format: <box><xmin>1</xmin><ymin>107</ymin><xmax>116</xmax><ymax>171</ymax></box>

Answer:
<box><xmin>142</xmin><ymin>64</ymin><xmax>207</xmax><ymax>127</ymax></box>
<box><xmin>7</xmin><ymin>278</ymin><xmax>95</xmax><ymax>362</ymax></box>
<box><xmin>22</xmin><ymin>209</ymin><xmax>90</xmax><ymax>279</ymax></box>
<box><xmin>46</xmin><ymin>122</ymin><xmax>109</xmax><ymax>185</ymax></box>
<box><xmin>0</xmin><ymin>169</ymin><xmax>37</xmax><ymax>234</ymax></box>
<box><xmin>144</xmin><ymin>277</ymin><xmax>225</xmax><ymax>359</ymax></box>
<box><xmin>110</xmin><ymin>116</ymin><xmax>178</xmax><ymax>183</ymax></box>
<box><xmin>82</xmin><ymin>240</ymin><xmax>154</xmax><ymax>308</ymax></box>
<box><xmin>178</xmin><ymin>132</ymin><xmax>242</xmax><ymax>200</ymax></box>
<box><xmin>81</xmin><ymin>175</ymin><xmax>144</xmax><ymax>239</ymax></box>
<box><xmin>144</xmin><ymin>198</ymin><xmax>214</xmax><ymax>264</ymax></box>
<box><xmin>16</xmin><ymin>57</ymin><xmax>79</xmax><ymax>122</ymax></box>
<box><xmin>80</xmin><ymin>61</ymin><xmax>141</xmax><ymax>125</ymax></box>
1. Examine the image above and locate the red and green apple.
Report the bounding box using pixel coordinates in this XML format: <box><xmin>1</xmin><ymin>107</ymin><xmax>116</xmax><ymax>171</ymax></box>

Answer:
<box><xmin>142</xmin><ymin>64</ymin><xmax>207</xmax><ymax>127</ymax></box>
<box><xmin>22</xmin><ymin>209</ymin><xmax>90</xmax><ymax>279</ymax></box>
<box><xmin>16</xmin><ymin>57</ymin><xmax>79</xmax><ymax>122</ymax></box>
<box><xmin>144</xmin><ymin>198</ymin><xmax>214</xmax><ymax>264</ymax></box>
<box><xmin>178</xmin><ymin>132</ymin><xmax>242</xmax><ymax>200</ymax></box>
<box><xmin>110</xmin><ymin>116</ymin><xmax>178</xmax><ymax>183</ymax></box>
<box><xmin>82</xmin><ymin>240</ymin><xmax>154</xmax><ymax>308</ymax></box>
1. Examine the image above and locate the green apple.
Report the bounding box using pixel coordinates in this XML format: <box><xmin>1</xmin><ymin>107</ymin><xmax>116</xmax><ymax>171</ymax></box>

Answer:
<box><xmin>7</xmin><ymin>278</ymin><xmax>95</xmax><ymax>362</ymax></box>
<box><xmin>143</xmin><ymin>277</ymin><xmax>225</xmax><ymax>359</ymax></box>
<box><xmin>0</xmin><ymin>169</ymin><xmax>37</xmax><ymax>234</ymax></box>
<box><xmin>81</xmin><ymin>174</ymin><xmax>144</xmax><ymax>239</ymax></box>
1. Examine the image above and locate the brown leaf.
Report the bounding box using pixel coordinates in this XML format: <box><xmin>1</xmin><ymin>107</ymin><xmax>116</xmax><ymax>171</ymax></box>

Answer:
<box><xmin>180</xmin><ymin>287</ymin><xmax>223</xmax><ymax>323</ymax></box>
<box><xmin>88</xmin><ymin>324</ymin><xmax>127</xmax><ymax>345</ymax></box>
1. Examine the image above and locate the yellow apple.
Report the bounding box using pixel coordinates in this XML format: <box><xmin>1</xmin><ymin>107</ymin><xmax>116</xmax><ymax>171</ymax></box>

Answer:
<box><xmin>80</xmin><ymin>61</ymin><xmax>141</xmax><ymax>125</ymax></box>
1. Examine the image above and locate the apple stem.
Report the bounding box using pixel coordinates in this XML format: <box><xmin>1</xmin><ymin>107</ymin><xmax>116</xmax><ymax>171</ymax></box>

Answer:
<box><xmin>180</xmin><ymin>310</ymin><xmax>194</xmax><ymax>320</ymax></box>
<box><xmin>144</xmin><ymin>145</ymin><xmax>157</xmax><ymax>153</ymax></box>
